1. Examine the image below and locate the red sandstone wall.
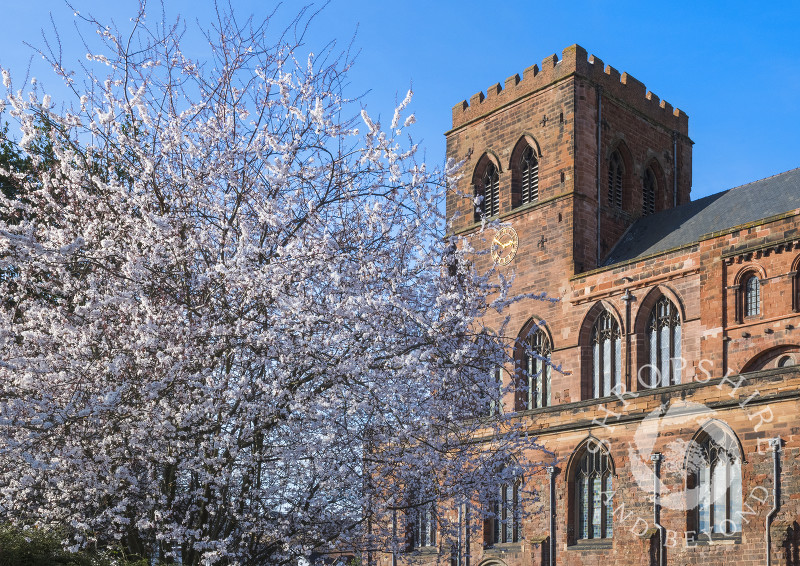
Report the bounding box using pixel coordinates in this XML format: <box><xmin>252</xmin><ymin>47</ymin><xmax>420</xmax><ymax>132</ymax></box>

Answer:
<box><xmin>388</xmin><ymin>369</ymin><xmax>800</xmax><ymax>566</ymax></box>
<box><xmin>386</xmin><ymin>44</ymin><xmax>800</xmax><ymax>566</ymax></box>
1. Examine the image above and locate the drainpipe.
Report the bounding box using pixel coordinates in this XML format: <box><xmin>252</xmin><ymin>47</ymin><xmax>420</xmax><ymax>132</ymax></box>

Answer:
<box><xmin>651</xmin><ymin>453</ymin><xmax>663</xmax><ymax>566</ymax></box>
<box><xmin>465</xmin><ymin>503</ymin><xmax>470</xmax><ymax>566</ymax></box>
<box><xmin>672</xmin><ymin>131</ymin><xmax>678</xmax><ymax>207</ymax></box>
<box><xmin>547</xmin><ymin>466</ymin><xmax>556</xmax><ymax>566</ymax></box>
<box><xmin>596</xmin><ymin>87</ymin><xmax>603</xmax><ymax>268</ymax></box>
<box><xmin>766</xmin><ymin>437</ymin><xmax>782</xmax><ymax>566</ymax></box>
<box><xmin>391</xmin><ymin>510</ymin><xmax>397</xmax><ymax>566</ymax></box>
<box><xmin>457</xmin><ymin>503</ymin><xmax>462</xmax><ymax>566</ymax></box>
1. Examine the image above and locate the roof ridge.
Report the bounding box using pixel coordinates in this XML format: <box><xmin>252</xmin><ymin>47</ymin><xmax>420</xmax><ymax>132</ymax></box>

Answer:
<box><xmin>726</xmin><ymin>166</ymin><xmax>800</xmax><ymax>193</ymax></box>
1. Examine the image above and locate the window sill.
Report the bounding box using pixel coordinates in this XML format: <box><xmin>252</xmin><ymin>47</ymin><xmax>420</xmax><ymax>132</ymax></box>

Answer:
<box><xmin>484</xmin><ymin>542</ymin><xmax>523</xmax><ymax>553</ymax></box>
<box><xmin>510</xmin><ymin>199</ymin><xmax>541</xmax><ymax>215</ymax></box>
<box><xmin>687</xmin><ymin>532</ymin><xmax>741</xmax><ymax>546</ymax></box>
<box><xmin>568</xmin><ymin>538</ymin><xmax>613</xmax><ymax>551</ymax></box>
<box><xmin>407</xmin><ymin>546</ymin><xmax>439</xmax><ymax>556</ymax></box>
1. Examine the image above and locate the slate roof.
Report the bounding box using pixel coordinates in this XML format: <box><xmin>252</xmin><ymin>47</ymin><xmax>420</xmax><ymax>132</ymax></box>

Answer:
<box><xmin>603</xmin><ymin>168</ymin><xmax>800</xmax><ymax>266</ymax></box>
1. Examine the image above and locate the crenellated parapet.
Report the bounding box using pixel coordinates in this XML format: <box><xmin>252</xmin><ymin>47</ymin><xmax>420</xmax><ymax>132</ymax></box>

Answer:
<box><xmin>450</xmin><ymin>44</ymin><xmax>688</xmax><ymax>134</ymax></box>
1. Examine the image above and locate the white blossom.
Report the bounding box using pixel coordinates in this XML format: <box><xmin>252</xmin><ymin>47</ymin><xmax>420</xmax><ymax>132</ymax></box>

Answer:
<box><xmin>0</xmin><ymin>5</ymin><xmax>551</xmax><ymax>566</ymax></box>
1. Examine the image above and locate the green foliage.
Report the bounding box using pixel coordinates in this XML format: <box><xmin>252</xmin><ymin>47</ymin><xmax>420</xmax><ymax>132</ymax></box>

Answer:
<box><xmin>0</xmin><ymin>525</ymin><xmax>152</xmax><ymax>566</ymax></box>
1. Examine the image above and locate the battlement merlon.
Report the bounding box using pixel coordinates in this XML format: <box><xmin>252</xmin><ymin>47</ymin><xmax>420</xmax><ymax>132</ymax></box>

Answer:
<box><xmin>449</xmin><ymin>44</ymin><xmax>689</xmax><ymax>135</ymax></box>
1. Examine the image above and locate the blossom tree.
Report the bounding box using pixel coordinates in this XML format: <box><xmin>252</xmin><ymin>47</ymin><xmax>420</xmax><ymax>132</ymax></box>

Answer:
<box><xmin>0</xmin><ymin>4</ymin><xmax>550</xmax><ymax>565</ymax></box>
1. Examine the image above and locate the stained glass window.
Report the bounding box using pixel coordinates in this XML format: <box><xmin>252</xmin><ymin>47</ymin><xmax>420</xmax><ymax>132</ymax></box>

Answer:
<box><xmin>592</xmin><ymin>311</ymin><xmax>621</xmax><ymax>398</ymax></box>
<box><xmin>744</xmin><ymin>275</ymin><xmax>760</xmax><ymax>317</ymax></box>
<box><xmin>645</xmin><ymin>297</ymin><xmax>682</xmax><ymax>387</ymax></box>
<box><xmin>604</xmin><ymin>475</ymin><xmax>613</xmax><ymax>538</ymax></box>
<box><xmin>690</xmin><ymin>426</ymin><xmax>742</xmax><ymax>537</ymax></box>
<box><xmin>575</xmin><ymin>443</ymin><xmax>614</xmax><ymax>540</ymax></box>
<box><xmin>489</xmin><ymin>481</ymin><xmax>520</xmax><ymax>545</ymax></box>
<box><xmin>414</xmin><ymin>502</ymin><xmax>436</xmax><ymax>547</ymax></box>
<box><xmin>522</xmin><ymin>328</ymin><xmax>551</xmax><ymax>409</ymax></box>
<box><xmin>487</xmin><ymin>367</ymin><xmax>502</xmax><ymax>416</ymax></box>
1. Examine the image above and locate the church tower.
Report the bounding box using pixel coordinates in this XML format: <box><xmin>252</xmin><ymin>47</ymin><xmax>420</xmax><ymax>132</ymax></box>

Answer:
<box><xmin>445</xmin><ymin>44</ymin><xmax>692</xmax><ymax>275</ymax></box>
<box><xmin>390</xmin><ymin>44</ymin><xmax>800</xmax><ymax>566</ymax></box>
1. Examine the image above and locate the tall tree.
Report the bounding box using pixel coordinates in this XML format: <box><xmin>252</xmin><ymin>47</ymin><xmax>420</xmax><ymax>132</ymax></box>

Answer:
<box><xmin>0</xmin><ymin>4</ymin><xmax>549</xmax><ymax>564</ymax></box>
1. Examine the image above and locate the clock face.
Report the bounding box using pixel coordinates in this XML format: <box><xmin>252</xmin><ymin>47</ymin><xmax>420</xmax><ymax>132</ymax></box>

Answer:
<box><xmin>491</xmin><ymin>226</ymin><xmax>519</xmax><ymax>266</ymax></box>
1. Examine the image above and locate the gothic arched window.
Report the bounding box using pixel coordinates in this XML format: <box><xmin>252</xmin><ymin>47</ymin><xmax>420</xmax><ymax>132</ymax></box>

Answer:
<box><xmin>486</xmin><ymin>480</ymin><xmax>520</xmax><ymax>546</ymax></box>
<box><xmin>521</xmin><ymin>328</ymin><xmax>551</xmax><ymax>409</ymax></box>
<box><xmin>591</xmin><ymin>311</ymin><xmax>621</xmax><ymax>398</ymax></box>
<box><xmin>687</xmin><ymin>425</ymin><xmax>743</xmax><ymax>538</ymax></box>
<box><xmin>645</xmin><ymin>297</ymin><xmax>681</xmax><ymax>387</ymax></box>
<box><xmin>476</xmin><ymin>161</ymin><xmax>500</xmax><ymax>220</ymax></box>
<box><xmin>643</xmin><ymin>167</ymin><xmax>656</xmax><ymax>216</ymax></box>
<box><xmin>608</xmin><ymin>150</ymin><xmax>624</xmax><ymax>209</ymax></box>
<box><xmin>574</xmin><ymin>442</ymin><xmax>614</xmax><ymax>541</ymax></box>
<box><xmin>520</xmin><ymin>146</ymin><xmax>539</xmax><ymax>206</ymax></box>
<box><xmin>744</xmin><ymin>274</ymin><xmax>760</xmax><ymax>317</ymax></box>
<box><xmin>486</xmin><ymin>366</ymin><xmax>502</xmax><ymax>417</ymax></box>
<box><xmin>793</xmin><ymin>259</ymin><xmax>800</xmax><ymax>313</ymax></box>
<box><xmin>412</xmin><ymin>502</ymin><xmax>436</xmax><ymax>548</ymax></box>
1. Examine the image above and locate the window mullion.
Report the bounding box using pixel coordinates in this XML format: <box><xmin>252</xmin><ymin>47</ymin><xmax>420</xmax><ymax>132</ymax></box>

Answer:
<box><xmin>667</xmin><ymin>320</ymin><xmax>675</xmax><ymax>385</ymax></box>
<box><xmin>588</xmin><ymin>473</ymin><xmax>594</xmax><ymax>538</ymax></box>
<box><xmin>656</xmin><ymin>323</ymin><xmax>662</xmax><ymax>386</ymax></box>
<box><xmin>527</xmin><ymin>350</ymin><xmax>533</xmax><ymax>410</ymax></box>
<box><xmin>725</xmin><ymin>456</ymin><xmax>731</xmax><ymax>532</ymax></box>
<box><xmin>600</xmin><ymin>473</ymin><xmax>606</xmax><ymax>538</ymax></box>
<box><xmin>710</xmin><ymin>460</ymin><xmax>716</xmax><ymax>533</ymax></box>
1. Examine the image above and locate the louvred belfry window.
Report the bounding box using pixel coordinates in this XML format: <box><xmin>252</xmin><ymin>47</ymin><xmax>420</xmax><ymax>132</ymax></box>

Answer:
<box><xmin>520</xmin><ymin>146</ymin><xmax>539</xmax><ymax>205</ymax></box>
<box><xmin>646</xmin><ymin>297</ymin><xmax>681</xmax><ymax>387</ymax></box>
<box><xmin>643</xmin><ymin>168</ymin><xmax>656</xmax><ymax>216</ymax></box>
<box><xmin>477</xmin><ymin>162</ymin><xmax>500</xmax><ymax>219</ymax></box>
<box><xmin>608</xmin><ymin>150</ymin><xmax>623</xmax><ymax>209</ymax></box>
<box><xmin>575</xmin><ymin>444</ymin><xmax>614</xmax><ymax>540</ymax></box>
<box><xmin>591</xmin><ymin>311</ymin><xmax>621</xmax><ymax>398</ymax></box>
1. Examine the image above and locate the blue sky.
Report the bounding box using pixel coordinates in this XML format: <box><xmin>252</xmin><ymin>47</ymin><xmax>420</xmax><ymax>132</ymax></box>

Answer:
<box><xmin>2</xmin><ymin>0</ymin><xmax>799</xmax><ymax>200</ymax></box>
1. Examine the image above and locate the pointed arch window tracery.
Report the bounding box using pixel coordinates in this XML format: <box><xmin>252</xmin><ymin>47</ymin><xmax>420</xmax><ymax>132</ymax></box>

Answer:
<box><xmin>520</xmin><ymin>328</ymin><xmax>551</xmax><ymax>410</ymax></box>
<box><xmin>687</xmin><ymin>426</ymin><xmax>743</xmax><ymax>537</ymax></box>
<box><xmin>413</xmin><ymin>502</ymin><xmax>436</xmax><ymax>548</ymax></box>
<box><xmin>484</xmin><ymin>469</ymin><xmax>522</xmax><ymax>546</ymax></box>
<box><xmin>591</xmin><ymin>311</ymin><xmax>621</xmax><ymax>398</ymax></box>
<box><xmin>491</xmin><ymin>481</ymin><xmax>520</xmax><ymax>544</ymax></box>
<box><xmin>574</xmin><ymin>443</ymin><xmax>614</xmax><ymax>541</ymax></box>
<box><xmin>645</xmin><ymin>296</ymin><xmax>681</xmax><ymax>387</ymax></box>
